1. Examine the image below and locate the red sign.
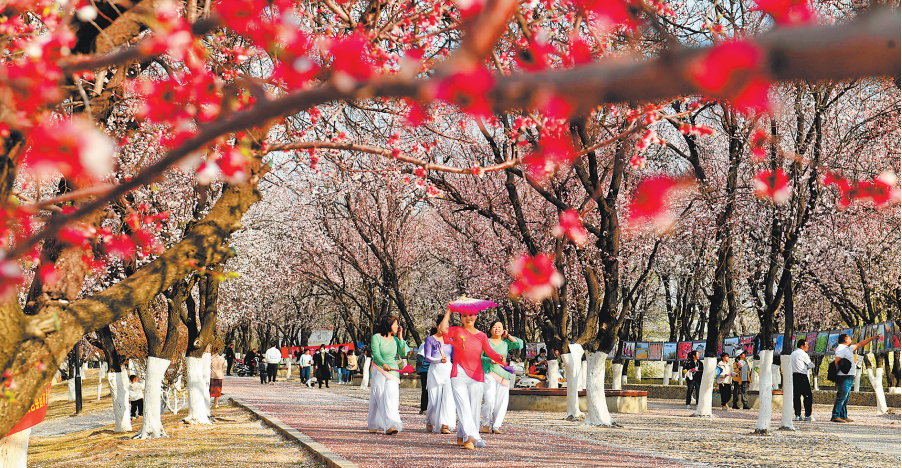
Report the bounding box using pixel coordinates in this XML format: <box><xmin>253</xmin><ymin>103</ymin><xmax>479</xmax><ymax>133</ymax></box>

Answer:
<box><xmin>8</xmin><ymin>385</ymin><xmax>50</xmax><ymax>436</ymax></box>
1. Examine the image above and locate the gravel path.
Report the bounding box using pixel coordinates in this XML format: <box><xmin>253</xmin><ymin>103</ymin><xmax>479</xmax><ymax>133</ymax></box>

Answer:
<box><xmin>30</xmin><ymin>409</ymin><xmax>115</xmax><ymax>437</ymax></box>
<box><xmin>225</xmin><ymin>376</ymin><xmax>692</xmax><ymax>468</ymax></box>
<box><xmin>315</xmin><ymin>381</ymin><xmax>901</xmax><ymax>468</ymax></box>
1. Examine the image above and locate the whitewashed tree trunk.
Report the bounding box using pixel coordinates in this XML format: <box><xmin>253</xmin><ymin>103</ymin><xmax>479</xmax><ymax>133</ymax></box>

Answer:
<box><xmin>750</xmin><ymin>359</ymin><xmax>760</xmax><ymax>391</ymax></box>
<box><xmin>634</xmin><ymin>361</ymin><xmax>642</xmax><ymax>382</ymax></box>
<box><xmin>779</xmin><ymin>355</ymin><xmax>795</xmax><ymax>430</ymax></box>
<box><xmin>579</xmin><ymin>360</ymin><xmax>587</xmax><ymax>391</ymax></box>
<box><xmin>581</xmin><ymin>352</ymin><xmax>615</xmax><ymax>427</ymax></box>
<box><xmin>611</xmin><ymin>363</ymin><xmax>623</xmax><ymax>390</ymax></box>
<box><xmin>678</xmin><ymin>369</ymin><xmax>685</xmax><ymax>386</ymax></box>
<box><xmin>771</xmin><ymin>360</ymin><xmax>781</xmax><ymax>389</ymax></box>
<box><xmin>202</xmin><ymin>353</ymin><xmax>212</xmax><ymax>415</ymax></box>
<box><xmin>663</xmin><ymin>363</ymin><xmax>672</xmax><ymax>386</ymax></box>
<box><xmin>547</xmin><ymin>359</ymin><xmax>560</xmax><ymax>389</ymax></box>
<box><xmin>183</xmin><ymin>356</ymin><xmax>212</xmax><ymax>424</ymax></box>
<box><xmin>562</xmin><ymin>345</ymin><xmax>584</xmax><ymax>420</ymax></box>
<box><xmin>107</xmin><ymin>372</ymin><xmax>132</xmax><ymax>432</ymax></box>
<box><xmin>0</xmin><ymin>428</ymin><xmax>29</xmax><ymax>468</ymax></box>
<box><xmin>360</xmin><ymin>357</ymin><xmax>372</xmax><ymax>389</ymax></box>
<box><xmin>97</xmin><ymin>362</ymin><xmax>106</xmax><ymax>401</ymax></box>
<box><xmin>68</xmin><ymin>378</ymin><xmax>76</xmax><ymax>401</ymax></box>
<box><xmin>134</xmin><ymin>356</ymin><xmax>170</xmax><ymax>439</ymax></box>
<box><xmin>853</xmin><ymin>356</ymin><xmax>863</xmax><ymax>391</ymax></box>
<box><xmin>286</xmin><ymin>358</ymin><xmax>292</xmax><ymax>380</ymax></box>
<box><xmin>694</xmin><ymin>357</ymin><xmax>717</xmax><ymax>417</ymax></box>
<box><xmin>866</xmin><ymin>367</ymin><xmax>889</xmax><ymax>414</ymax></box>
<box><xmin>755</xmin><ymin>350</ymin><xmax>774</xmax><ymax>434</ymax></box>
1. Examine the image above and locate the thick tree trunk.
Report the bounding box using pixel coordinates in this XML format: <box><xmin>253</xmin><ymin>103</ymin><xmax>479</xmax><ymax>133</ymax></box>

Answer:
<box><xmin>694</xmin><ymin>357</ymin><xmax>717</xmax><ymax>417</ymax></box>
<box><xmin>663</xmin><ymin>363</ymin><xmax>672</xmax><ymax>386</ymax></box>
<box><xmin>107</xmin><ymin>372</ymin><xmax>132</xmax><ymax>432</ymax></box>
<box><xmin>547</xmin><ymin>360</ymin><xmax>560</xmax><ymax>389</ymax></box>
<box><xmin>633</xmin><ymin>361</ymin><xmax>641</xmax><ymax>382</ymax></box>
<box><xmin>865</xmin><ymin>367</ymin><xmax>889</xmax><ymax>414</ymax></box>
<box><xmin>183</xmin><ymin>356</ymin><xmax>211</xmax><ymax>424</ymax></box>
<box><xmin>134</xmin><ymin>357</ymin><xmax>170</xmax><ymax>439</ymax></box>
<box><xmin>610</xmin><ymin>363</ymin><xmax>623</xmax><ymax>390</ymax></box>
<box><xmin>581</xmin><ymin>352</ymin><xmax>615</xmax><ymax>427</ymax></box>
<box><xmin>562</xmin><ymin>344</ymin><xmax>584</xmax><ymax>420</ymax></box>
<box><xmin>0</xmin><ymin>428</ymin><xmax>29</xmax><ymax>468</ymax></box>
<box><xmin>755</xmin><ymin>350</ymin><xmax>774</xmax><ymax>434</ymax></box>
<box><xmin>779</xmin><ymin>355</ymin><xmax>795</xmax><ymax>430</ymax></box>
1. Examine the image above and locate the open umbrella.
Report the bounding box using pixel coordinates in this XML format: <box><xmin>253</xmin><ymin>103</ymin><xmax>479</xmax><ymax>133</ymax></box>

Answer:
<box><xmin>448</xmin><ymin>296</ymin><xmax>499</xmax><ymax>315</ymax></box>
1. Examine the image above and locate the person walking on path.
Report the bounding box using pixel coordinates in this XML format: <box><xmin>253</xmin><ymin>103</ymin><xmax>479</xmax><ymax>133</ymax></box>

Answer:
<box><xmin>791</xmin><ymin>338</ymin><xmax>815</xmax><ymax>421</ymax></box>
<box><xmin>831</xmin><ymin>333</ymin><xmax>878</xmax><ymax>423</ymax></box>
<box><xmin>368</xmin><ymin>315</ymin><xmax>410</xmax><ymax>435</ymax></box>
<box><xmin>480</xmin><ymin>320</ymin><xmax>523</xmax><ymax>434</ymax></box>
<box><xmin>265</xmin><ymin>344</ymin><xmax>281</xmax><ymax>384</ymax></box>
<box><xmin>731</xmin><ymin>351</ymin><xmax>752</xmax><ymax>410</ymax></box>
<box><xmin>439</xmin><ymin>306</ymin><xmax>507</xmax><ymax>450</ymax></box>
<box><xmin>129</xmin><ymin>374</ymin><xmax>145</xmax><ymax>418</ymax></box>
<box><xmin>224</xmin><ymin>345</ymin><xmax>235</xmax><ymax>376</ymax></box>
<box><xmin>336</xmin><ymin>348</ymin><xmax>349</xmax><ymax>384</ymax></box>
<box><xmin>683</xmin><ymin>351</ymin><xmax>703</xmax><ymax>409</ymax></box>
<box><xmin>313</xmin><ymin>345</ymin><xmax>333</xmax><ymax>388</ymax></box>
<box><xmin>211</xmin><ymin>346</ymin><xmax>226</xmax><ymax>407</ymax></box>
<box><xmin>424</xmin><ymin>316</ymin><xmax>455</xmax><ymax>434</ymax></box>
<box><xmin>300</xmin><ymin>349</ymin><xmax>313</xmax><ymax>384</ymax></box>
<box><xmin>716</xmin><ymin>352</ymin><xmax>733</xmax><ymax>410</ymax></box>
<box><xmin>416</xmin><ymin>338</ymin><xmax>431</xmax><ymax>414</ymax></box>
<box><xmin>347</xmin><ymin>349</ymin><xmax>359</xmax><ymax>378</ymax></box>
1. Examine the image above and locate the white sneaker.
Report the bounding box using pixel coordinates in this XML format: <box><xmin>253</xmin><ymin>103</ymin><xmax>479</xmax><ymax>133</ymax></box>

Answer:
<box><xmin>686</xmin><ymin>405</ymin><xmax>691</xmax><ymax>409</ymax></box>
<box><xmin>794</xmin><ymin>415</ymin><xmax>802</xmax><ymax>421</ymax></box>
<box><xmin>804</xmin><ymin>416</ymin><xmax>815</xmax><ymax>422</ymax></box>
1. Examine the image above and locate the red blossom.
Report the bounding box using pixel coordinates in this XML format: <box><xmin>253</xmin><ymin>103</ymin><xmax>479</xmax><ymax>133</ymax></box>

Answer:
<box><xmin>628</xmin><ymin>175</ymin><xmax>692</xmax><ymax>228</ymax></box>
<box><xmin>436</xmin><ymin>67</ymin><xmax>495</xmax><ymax>118</ymax></box>
<box><xmin>753</xmin><ymin>0</ymin><xmax>816</xmax><ymax>25</ymax></box>
<box><xmin>25</xmin><ymin>118</ymin><xmax>115</xmax><ymax>182</ymax></box>
<box><xmin>826</xmin><ymin>171</ymin><xmax>901</xmax><ymax>208</ymax></box>
<box><xmin>688</xmin><ymin>41</ymin><xmax>771</xmax><ymax>113</ymax></box>
<box><xmin>553</xmin><ymin>210</ymin><xmax>589</xmax><ymax>246</ymax></box>
<box><xmin>576</xmin><ymin>0</ymin><xmax>637</xmax><ymax>32</ymax></box>
<box><xmin>521</xmin><ymin>134</ymin><xmax>578</xmax><ymax>179</ymax></box>
<box><xmin>509</xmin><ymin>253</ymin><xmax>564</xmax><ymax>302</ymax></box>
<box><xmin>754</xmin><ymin>169</ymin><xmax>791</xmax><ymax>203</ymax></box>
<box><xmin>750</xmin><ymin>129</ymin><xmax>770</xmax><ymax>161</ymax></box>
<box><xmin>329</xmin><ymin>34</ymin><xmax>375</xmax><ymax>88</ymax></box>
<box><xmin>564</xmin><ymin>36</ymin><xmax>594</xmax><ymax>67</ymax></box>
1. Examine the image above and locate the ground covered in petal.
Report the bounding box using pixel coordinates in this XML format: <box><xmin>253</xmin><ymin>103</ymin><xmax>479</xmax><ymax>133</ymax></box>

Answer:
<box><xmin>29</xmin><ymin>402</ymin><xmax>323</xmax><ymax>468</ymax></box>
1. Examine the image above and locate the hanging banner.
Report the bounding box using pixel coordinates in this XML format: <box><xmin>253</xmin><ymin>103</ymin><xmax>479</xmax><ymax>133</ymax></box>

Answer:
<box><xmin>8</xmin><ymin>385</ymin><xmax>50</xmax><ymax>436</ymax></box>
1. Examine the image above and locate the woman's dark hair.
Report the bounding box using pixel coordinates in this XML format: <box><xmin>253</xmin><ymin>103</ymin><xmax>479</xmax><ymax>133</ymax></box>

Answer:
<box><xmin>435</xmin><ymin>314</ymin><xmax>445</xmax><ymax>326</ymax></box>
<box><xmin>377</xmin><ymin>315</ymin><xmax>400</xmax><ymax>336</ymax></box>
<box><xmin>429</xmin><ymin>327</ymin><xmax>437</xmax><ymax>336</ymax></box>
<box><xmin>720</xmin><ymin>352</ymin><xmax>729</xmax><ymax>358</ymax></box>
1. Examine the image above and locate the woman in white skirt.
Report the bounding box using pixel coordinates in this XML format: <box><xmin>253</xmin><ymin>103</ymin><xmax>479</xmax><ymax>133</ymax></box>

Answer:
<box><xmin>367</xmin><ymin>315</ymin><xmax>409</xmax><ymax>435</ymax></box>
<box><xmin>423</xmin><ymin>316</ymin><xmax>455</xmax><ymax>434</ymax></box>
<box><xmin>439</xmin><ymin>307</ymin><xmax>506</xmax><ymax>449</ymax></box>
<box><xmin>480</xmin><ymin>320</ymin><xmax>523</xmax><ymax>434</ymax></box>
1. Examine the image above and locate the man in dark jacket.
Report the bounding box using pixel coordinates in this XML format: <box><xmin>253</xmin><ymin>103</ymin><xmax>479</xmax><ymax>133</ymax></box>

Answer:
<box><xmin>313</xmin><ymin>345</ymin><xmax>333</xmax><ymax>388</ymax></box>
<box><xmin>225</xmin><ymin>345</ymin><xmax>235</xmax><ymax>376</ymax></box>
<box><xmin>244</xmin><ymin>348</ymin><xmax>257</xmax><ymax>376</ymax></box>
<box><xmin>683</xmin><ymin>351</ymin><xmax>704</xmax><ymax>408</ymax></box>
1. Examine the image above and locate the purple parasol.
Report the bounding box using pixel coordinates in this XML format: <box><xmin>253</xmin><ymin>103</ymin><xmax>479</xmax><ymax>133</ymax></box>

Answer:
<box><xmin>448</xmin><ymin>296</ymin><xmax>499</xmax><ymax>315</ymax></box>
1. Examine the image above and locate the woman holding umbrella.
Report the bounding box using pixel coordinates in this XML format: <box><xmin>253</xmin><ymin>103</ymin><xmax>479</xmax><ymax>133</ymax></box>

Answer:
<box><xmin>440</xmin><ymin>297</ymin><xmax>507</xmax><ymax>450</ymax></box>
<box><xmin>423</xmin><ymin>315</ymin><xmax>455</xmax><ymax>434</ymax></box>
<box><xmin>480</xmin><ymin>321</ymin><xmax>523</xmax><ymax>434</ymax></box>
<box><xmin>367</xmin><ymin>315</ymin><xmax>410</xmax><ymax>435</ymax></box>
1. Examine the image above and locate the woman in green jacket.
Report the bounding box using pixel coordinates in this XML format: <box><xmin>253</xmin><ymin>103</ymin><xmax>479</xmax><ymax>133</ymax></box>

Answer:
<box><xmin>367</xmin><ymin>315</ymin><xmax>410</xmax><ymax>435</ymax></box>
<box><xmin>480</xmin><ymin>320</ymin><xmax>523</xmax><ymax>434</ymax></box>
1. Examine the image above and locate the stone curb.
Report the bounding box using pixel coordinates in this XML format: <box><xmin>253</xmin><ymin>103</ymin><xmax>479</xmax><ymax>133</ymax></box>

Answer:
<box><xmin>229</xmin><ymin>396</ymin><xmax>359</xmax><ymax>468</ymax></box>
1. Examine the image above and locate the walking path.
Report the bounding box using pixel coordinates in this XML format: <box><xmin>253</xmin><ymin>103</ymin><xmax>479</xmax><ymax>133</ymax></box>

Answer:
<box><xmin>30</xmin><ymin>409</ymin><xmax>115</xmax><ymax>437</ymax></box>
<box><xmin>224</xmin><ymin>377</ymin><xmax>695</xmax><ymax>468</ymax></box>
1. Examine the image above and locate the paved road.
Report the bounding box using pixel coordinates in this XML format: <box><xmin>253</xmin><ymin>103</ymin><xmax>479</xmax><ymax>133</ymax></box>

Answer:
<box><xmin>224</xmin><ymin>377</ymin><xmax>694</xmax><ymax>468</ymax></box>
<box><xmin>30</xmin><ymin>409</ymin><xmax>115</xmax><ymax>437</ymax></box>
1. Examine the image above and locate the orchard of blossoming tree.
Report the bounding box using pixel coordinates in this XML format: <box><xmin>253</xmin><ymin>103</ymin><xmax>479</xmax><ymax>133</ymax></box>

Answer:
<box><xmin>0</xmin><ymin>0</ymin><xmax>899</xmax><ymax>462</ymax></box>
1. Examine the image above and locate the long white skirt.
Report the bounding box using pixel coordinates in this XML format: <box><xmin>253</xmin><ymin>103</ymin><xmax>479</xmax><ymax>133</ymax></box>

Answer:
<box><xmin>426</xmin><ymin>360</ymin><xmax>456</xmax><ymax>432</ymax></box>
<box><xmin>451</xmin><ymin>365</ymin><xmax>486</xmax><ymax>447</ymax></box>
<box><xmin>367</xmin><ymin>365</ymin><xmax>402</xmax><ymax>433</ymax></box>
<box><xmin>480</xmin><ymin>375</ymin><xmax>510</xmax><ymax>430</ymax></box>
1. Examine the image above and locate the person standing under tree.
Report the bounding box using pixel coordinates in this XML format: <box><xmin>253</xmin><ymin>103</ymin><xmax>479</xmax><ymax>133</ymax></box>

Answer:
<box><xmin>300</xmin><ymin>349</ymin><xmax>313</xmax><ymax>384</ymax></box>
<box><xmin>368</xmin><ymin>315</ymin><xmax>410</xmax><ymax>435</ymax></box>
<box><xmin>416</xmin><ymin>337</ymin><xmax>431</xmax><ymax>414</ymax></box>
<box><xmin>683</xmin><ymin>351</ymin><xmax>703</xmax><ymax>409</ymax></box>
<box><xmin>313</xmin><ymin>345</ymin><xmax>333</xmax><ymax>388</ymax></box>
<box><xmin>224</xmin><ymin>344</ymin><xmax>235</xmax><ymax>376</ymax></box>
<box><xmin>336</xmin><ymin>348</ymin><xmax>349</xmax><ymax>384</ymax></box>
<box><xmin>265</xmin><ymin>344</ymin><xmax>281</xmax><ymax>384</ymax></box>
<box><xmin>831</xmin><ymin>333</ymin><xmax>878</xmax><ymax>423</ymax></box>
<box><xmin>129</xmin><ymin>375</ymin><xmax>144</xmax><ymax>418</ymax></box>
<box><xmin>791</xmin><ymin>338</ymin><xmax>815</xmax><ymax>421</ymax></box>
<box><xmin>245</xmin><ymin>348</ymin><xmax>257</xmax><ymax>376</ymax></box>
<box><xmin>716</xmin><ymin>353</ymin><xmax>733</xmax><ymax>410</ymax></box>
<box><xmin>210</xmin><ymin>346</ymin><xmax>226</xmax><ymax>407</ymax></box>
<box><xmin>480</xmin><ymin>320</ymin><xmax>523</xmax><ymax>434</ymax></box>
<box><xmin>731</xmin><ymin>351</ymin><xmax>752</xmax><ymax>410</ymax></box>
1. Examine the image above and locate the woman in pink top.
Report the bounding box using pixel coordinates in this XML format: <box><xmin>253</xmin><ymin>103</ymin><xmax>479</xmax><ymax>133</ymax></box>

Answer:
<box><xmin>439</xmin><ymin>306</ymin><xmax>505</xmax><ymax>450</ymax></box>
<box><xmin>210</xmin><ymin>345</ymin><xmax>227</xmax><ymax>408</ymax></box>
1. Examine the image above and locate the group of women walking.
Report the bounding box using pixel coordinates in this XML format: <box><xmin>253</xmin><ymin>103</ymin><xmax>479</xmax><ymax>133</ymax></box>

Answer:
<box><xmin>366</xmin><ymin>304</ymin><xmax>522</xmax><ymax>450</ymax></box>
